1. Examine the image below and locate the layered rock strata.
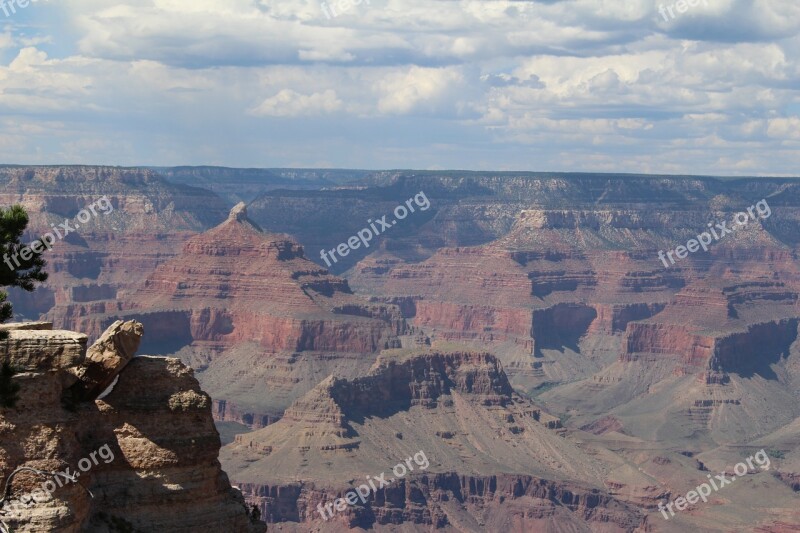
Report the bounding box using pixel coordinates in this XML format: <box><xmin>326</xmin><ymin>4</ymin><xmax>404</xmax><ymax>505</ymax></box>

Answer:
<box><xmin>222</xmin><ymin>349</ymin><xmax>652</xmax><ymax>532</ymax></box>
<box><xmin>0</xmin><ymin>166</ymin><xmax>229</xmax><ymax>324</ymax></box>
<box><xmin>60</xmin><ymin>203</ymin><xmax>406</xmax><ymax>427</ymax></box>
<box><xmin>0</xmin><ymin>321</ymin><xmax>261</xmax><ymax>532</ymax></box>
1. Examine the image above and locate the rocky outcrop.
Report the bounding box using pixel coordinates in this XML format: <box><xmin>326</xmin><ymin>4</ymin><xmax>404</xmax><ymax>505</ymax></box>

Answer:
<box><xmin>74</xmin><ymin>203</ymin><xmax>404</xmax><ymax>356</ymax></box>
<box><xmin>84</xmin><ymin>356</ymin><xmax>259</xmax><ymax>532</ymax></box>
<box><xmin>69</xmin><ymin>320</ymin><xmax>143</xmax><ymax>400</ymax></box>
<box><xmin>0</xmin><ymin>326</ymin><xmax>86</xmax><ymax>370</ymax></box>
<box><xmin>222</xmin><ymin>349</ymin><xmax>653</xmax><ymax>532</ymax></box>
<box><xmin>278</xmin><ymin>351</ymin><xmax>520</xmax><ymax>431</ymax></box>
<box><xmin>213</xmin><ymin>399</ymin><xmax>281</xmax><ymax>429</ymax></box>
<box><xmin>61</xmin><ymin>203</ymin><xmax>406</xmax><ymax>427</ymax></box>
<box><xmin>622</xmin><ymin>283</ymin><xmax>800</xmax><ymax>375</ymax></box>
<box><xmin>0</xmin><ymin>321</ymin><xmax>262</xmax><ymax>532</ymax></box>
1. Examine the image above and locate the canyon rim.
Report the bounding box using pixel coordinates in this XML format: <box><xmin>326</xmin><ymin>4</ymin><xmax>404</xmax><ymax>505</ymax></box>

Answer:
<box><xmin>2</xmin><ymin>1</ymin><xmax>800</xmax><ymax>531</ymax></box>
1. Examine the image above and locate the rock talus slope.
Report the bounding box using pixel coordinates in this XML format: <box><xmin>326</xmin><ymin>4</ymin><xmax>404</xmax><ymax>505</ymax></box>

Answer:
<box><xmin>222</xmin><ymin>348</ymin><xmax>653</xmax><ymax>532</ymax></box>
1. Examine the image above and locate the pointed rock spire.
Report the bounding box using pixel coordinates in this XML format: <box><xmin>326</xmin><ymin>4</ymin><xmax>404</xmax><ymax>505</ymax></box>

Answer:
<box><xmin>226</xmin><ymin>202</ymin><xmax>263</xmax><ymax>232</ymax></box>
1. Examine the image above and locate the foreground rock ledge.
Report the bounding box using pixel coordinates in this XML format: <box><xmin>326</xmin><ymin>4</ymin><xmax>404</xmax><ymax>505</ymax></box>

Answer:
<box><xmin>0</xmin><ymin>321</ymin><xmax>264</xmax><ymax>533</ymax></box>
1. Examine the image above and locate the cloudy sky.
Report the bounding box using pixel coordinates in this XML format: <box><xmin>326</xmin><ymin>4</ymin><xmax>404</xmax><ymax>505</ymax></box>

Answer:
<box><xmin>0</xmin><ymin>0</ymin><xmax>798</xmax><ymax>174</ymax></box>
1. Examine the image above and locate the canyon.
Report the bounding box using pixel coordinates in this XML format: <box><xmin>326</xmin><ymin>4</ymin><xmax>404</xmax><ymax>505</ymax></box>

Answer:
<box><xmin>2</xmin><ymin>166</ymin><xmax>799</xmax><ymax>531</ymax></box>
<box><xmin>222</xmin><ymin>349</ymin><xmax>652</xmax><ymax>532</ymax></box>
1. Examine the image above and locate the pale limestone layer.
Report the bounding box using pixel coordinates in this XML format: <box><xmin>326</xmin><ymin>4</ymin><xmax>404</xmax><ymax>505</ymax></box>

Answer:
<box><xmin>0</xmin><ymin>329</ymin><xmax>87</xmax><ymax>371</ymax></box>
<box><xmin>0</xmin><ymin>322</ymin><xmax>53</xmax><ymax>331</ymax></box>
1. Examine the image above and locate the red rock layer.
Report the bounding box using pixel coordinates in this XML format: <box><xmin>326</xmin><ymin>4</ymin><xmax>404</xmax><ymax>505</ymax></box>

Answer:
<box><xmin>239</xmin><ymin>473</ymin><xmax>646</xmax><ymax>532</ymax></box>
<box><xmin>66</xmin><ymin>204</ymin><xmax>404</xmax><ymax>358</ymax></box>
<box><xmin>622</xmin><ymin>282</ymin><xmax>800</xmax><ymax>375</ymax></box>
<box><xmin>0</xmin><ymin>166</ymin><xmax>229</xmax><ymax>326</ymax></box>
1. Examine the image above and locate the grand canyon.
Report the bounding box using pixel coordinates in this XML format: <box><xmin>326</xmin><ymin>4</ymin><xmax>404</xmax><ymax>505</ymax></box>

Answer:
<box><xmin>4</xmin><ymin>0</ymin><xmax>799</xmax><ymax>530</ymax></box>
<box><xmin>1</xmin><ymin>166</ymin><xmax>798</xmax><ymax>532</ymax></box>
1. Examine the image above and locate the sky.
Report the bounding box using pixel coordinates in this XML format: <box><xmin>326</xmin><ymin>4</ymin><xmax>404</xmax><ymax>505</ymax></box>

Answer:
<box><xmin>0</xmin><ymin>0</ymin><xmax>798</xmax><ymax>174</ymax></box>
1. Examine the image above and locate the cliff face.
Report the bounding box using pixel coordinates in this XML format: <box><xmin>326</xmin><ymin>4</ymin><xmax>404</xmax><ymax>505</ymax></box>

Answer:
<box><xmin>6</xmin><ymin>168</ymin><xmax>800</xmax><ymax>530</ymax></box>
<box><xmin>320</xmin><ymin>176</ymin><xmax>800</xmax><ymax>450</ymax></box>
<box><xmin>0</xmin><ymin>166</ymin><xmax>227</xmax><ymax>230</ymax></box>
<box><xmin>533</xmin><ymin>277</ymin><xmax>800</xmax><ymax>449</ymax></box>
<box><xmin>0</xmin><ymin>321</ymin><xmax>262</xmax><ymax>533</ymax></box>
<box><xmin>283</xmin><ymin>351</ymin><xmax>518</xmax><ymax>420</ymax></box>
<box><xmin>622</xmin><ymin>282</ymin><xmax>800</xmax><ymax>374</ymax></box>
<box><xmin>0</xmin><ymin>166</ymin><xmax>229</xmax><ymax>323</ymax></box>
<box><xmin>239</xmin><ymin>473</ymin><xmax>646</xmax><ymax>532</ymax></box>
<box><xmin>56</xmin><ymin>203</ymin><xmax>405</xmax><ymax>428</ymax></box>
<box><xmin>157</xmin><ymin>166</ymin><xmax>371</xmax><ymax>204</ymax></box>
<box><xmin>83</xmin><ymin>356</ymin><xmax>258</xmax><ymax>532</ymax></box>
<box><xmin>221</xmin><ymin>349</ymin><xmax>652</xmax><ymax>532</ymax></box>
<box><xmin>248</xmin><ymin>173</ymin><xmax>800</xmax><ymax>273</ymax></box>
<box><xmin>12</xmin><ymin>169</ymin><xmax>800</xmax><ymax>441</ymax></box>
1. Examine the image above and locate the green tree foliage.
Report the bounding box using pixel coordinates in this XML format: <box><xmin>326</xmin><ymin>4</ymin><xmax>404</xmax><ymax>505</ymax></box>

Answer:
<box><xmin>0</xmin><ymin>205</ymin><xmax>48</xmax><ymax>408</ymax></box>
<box><xmin>0</xmin><ymin>205</ymin><xmax>48</xmax><ymax>341</ymax></box>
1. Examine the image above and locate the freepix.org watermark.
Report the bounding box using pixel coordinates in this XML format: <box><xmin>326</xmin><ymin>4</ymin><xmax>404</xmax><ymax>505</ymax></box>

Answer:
<box><xmin>658</xmin><ymin>0</ymin><xmax>708</xmax><ymax>22</ymax></box>
<box><xmin>0</xmin><ymin>444</ymin><xmax>115</xmax><ymax>521</ymax></box>
<box><xmin>2</xmin><ymin>196</ymin><xmax>114</xmax><ymax>272</ymax></box>
<box><xmin>321</xmin><ymin>0</ymin><xmax>369</xmax><ymax>19</ymax></box>
<box><xmin>316</xmin><ymin>450</ymin><xmax>429</xmax><ymax>520</ymax></box>
<box><xmin>319</xmin><ymin>191</ymin><xmax>430</xmax><ymax>268</ymax></box>
<box><xmin>0</xmin><ymin>0</ymin><xmax>43</xmax><ymax>18</ymax></box>
<box><xmin>658</xmin><ymin>449</ymin><xmax>770</xmax><ymax>520</ymax></box>
<box><xmin>658</xmin><ymin>199</ymin><xmax>771</xmax><ymax>268</ymax></box>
